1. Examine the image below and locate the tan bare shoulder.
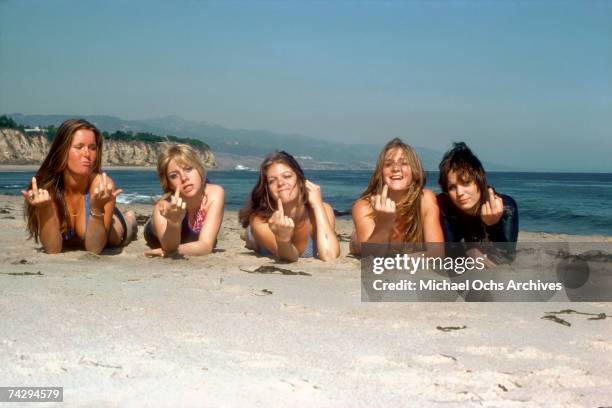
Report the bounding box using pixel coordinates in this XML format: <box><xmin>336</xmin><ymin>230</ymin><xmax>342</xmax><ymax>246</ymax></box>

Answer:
<box><xmin>421</xmin><ymin>188</ymin><xmax>437</xmax><ymax>203</ymax></box>
<box><xmin>322</xmin><ymin>202</ymin><xmax>336</xmax><ymax>220</ymax></box>
<box><xmin>205</xmin><ymin>183</ymin><xmax>224</xmax><ymax>196</ymax></box>
<box><xmin>249</xmin><ymin>212</ymin><xmax>268</xmax><ymax>226</ymax></box>
<box><xmin>352</xmin><ymin>198</ymin><xmax>372</xmax><ymax>217</ymax></box>
<box><xmin>420</xmin><ymin>188</ymin><xmax>440</xmax><ymax>214</ymax></box>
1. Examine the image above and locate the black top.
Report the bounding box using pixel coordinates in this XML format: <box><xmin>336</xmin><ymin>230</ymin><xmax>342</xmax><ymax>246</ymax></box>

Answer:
<box><xmin>437</xmin><ymin>192</ymin><xmax>519</xmax><ymax>263</ymax></box>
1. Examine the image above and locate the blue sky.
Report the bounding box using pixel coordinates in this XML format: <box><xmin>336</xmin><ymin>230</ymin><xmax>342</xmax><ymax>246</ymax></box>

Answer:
<box><xmin>1</xmin><ymin>0</ymin><xmax>610</xmax><ymax>171</ymax></box>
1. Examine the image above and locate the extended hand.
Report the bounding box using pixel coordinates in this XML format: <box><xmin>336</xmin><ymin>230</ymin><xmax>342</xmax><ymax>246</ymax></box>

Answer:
<box><xmin>370</xmin><ymin>185</ymin><xmax>396</xmax><ymax>227</ymax></box>
<box><xmin>90</xmin><ymin>173</ymin><xmax>122</xmax><ymax>212</ymax></box>
<box><xmin>144</xmin><ymin>248</ymin><xmax>167</xmax><ymax>258</ymax></box>
<box><xmin>160</xmin><ymin>186</ymin><xmax>186</xmax><ymax>225</ymax></box>
<box><xmin>21</xmin><ymin>177</ymin><xmax>52</xmax><ymax>208</ymax></box>
<box><xmin>481</xmin><ymin>187</ymin><xmax>504</xmax><ymax>226</ymax></box>
<box><xmin>268</xmin><ymin>198</ymin><xmax>294</xmax><ymax>242</ymax></box>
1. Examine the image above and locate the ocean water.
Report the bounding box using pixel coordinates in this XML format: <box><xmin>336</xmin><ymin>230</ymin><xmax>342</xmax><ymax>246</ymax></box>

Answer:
<box><xmin>1</xmin><ymin>169</ymin><xmax>611</xmax><ymax>236</ymax></box>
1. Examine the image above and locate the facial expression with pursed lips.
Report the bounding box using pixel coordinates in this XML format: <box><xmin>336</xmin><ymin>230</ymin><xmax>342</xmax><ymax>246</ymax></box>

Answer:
<box><xmin>66</xmin><ymin>129</ymin><xmax>97</xmax><ymax>176</ymax></box>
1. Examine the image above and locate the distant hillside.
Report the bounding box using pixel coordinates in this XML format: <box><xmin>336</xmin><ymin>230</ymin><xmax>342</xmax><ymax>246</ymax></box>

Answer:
<box><xmin>0</xmin><ymin>117</ymin><xmax>216</xmax><ymax>167</ymax></box>
<box><xmin>7</xmin><ymin>113</ymin><xmax>514</xmax><ymax>171</ymax></box>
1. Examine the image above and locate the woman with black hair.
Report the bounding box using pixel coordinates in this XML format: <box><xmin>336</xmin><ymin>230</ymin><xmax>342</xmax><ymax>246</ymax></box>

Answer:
<box><xmin>437</xmin><ymin>142</ymin><xmax>519</xmax><ymax>263</ymax></box>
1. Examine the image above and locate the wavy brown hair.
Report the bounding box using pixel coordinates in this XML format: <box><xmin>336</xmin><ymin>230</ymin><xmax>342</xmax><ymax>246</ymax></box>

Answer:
<box><xmin>239</xmin><ymin>151</ymin><xmax>307</xmax><ymax>228</ymax></box>
<box><xmin>359</xmin><ymin>138</ymin><xmax>426</xmax><ymax>242</ymax></box>
<box><xmin>155</xmin><ymin>143</ymin><xmax>207</xmax><ymax>202</ymax></box>
<box><xmin>24</xmin><ymin>119</ymin><xmax>103</xmax><ymax>242</ymax></box>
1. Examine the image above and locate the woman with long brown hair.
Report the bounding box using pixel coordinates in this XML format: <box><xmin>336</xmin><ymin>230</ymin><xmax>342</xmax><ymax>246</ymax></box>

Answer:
<box><xmin>239</xmin><ymin>151</ymin><xmax>339</xmax><ymax>262</ymax></box>
<box><xmin>22</xmin><ymin>119</ymin><xmax>137</xmax><ymax>254</ymax></box>
<box><xmin>350</xmin><ymin>138</ymin><xmax>443</xmax><ymax>255</ymax></box>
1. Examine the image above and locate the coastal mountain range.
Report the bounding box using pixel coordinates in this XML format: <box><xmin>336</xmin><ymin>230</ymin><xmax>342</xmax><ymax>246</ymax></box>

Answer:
<box><xmin>6</xmin><ymin>113</ymin><xmax>513</xmax><ymax>171</ymax></box>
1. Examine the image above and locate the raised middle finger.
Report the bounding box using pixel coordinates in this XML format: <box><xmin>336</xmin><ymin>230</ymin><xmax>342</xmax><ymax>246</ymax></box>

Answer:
<box><xmin>31</xmin><ymin>177</ymin><xmax>39</xmax><ymax>199</ymax></box>
<box><xmin>488</xmin><ymin>188</ymin><xmax>495</xmax><ymax>207</ymax></box>
<box><xmin>494</xmin><ymin>195</ymin><xmax>504</xmax><ymax>212</ymax></box>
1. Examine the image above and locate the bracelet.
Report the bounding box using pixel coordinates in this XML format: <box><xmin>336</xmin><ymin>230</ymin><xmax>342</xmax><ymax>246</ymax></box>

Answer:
<box><xmin>89</xmin><ymin>208</ymin><xmax>105</xmax><ymax>219</ymax></box>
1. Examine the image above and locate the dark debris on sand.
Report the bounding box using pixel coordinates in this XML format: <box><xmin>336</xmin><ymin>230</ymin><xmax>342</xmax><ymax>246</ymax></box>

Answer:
<box><xmin>544</xmin><ymin>309</ymin><xmax>610</xmax><ymax>322</ymax></box>
<box><xmin>240</xmin><ymin>265</ymin><xmax>311</xmax><ymax>276</ymax></box>
<box><xmin>0</xmin><ymin>271</ymin><xmax>43</xmax><ymax>276</ymax></box>
<box><xmin>436</xmin><ymin>325</ymin><xmax>467</xmax><ymax>332</ymax></box>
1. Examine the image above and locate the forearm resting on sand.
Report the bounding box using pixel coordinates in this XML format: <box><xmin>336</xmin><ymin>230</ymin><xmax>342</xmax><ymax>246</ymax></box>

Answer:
<box><xmin>276</xmin><ymin>238</ymin><xmax>299</xmax><ymax>262</ymax></box>
<box><xmin>176</xmin><ymin>240</ymin><xmax>214</xmax><ymax>256</ymax></box>
<box><xmin>159</xmin><ymin>220</ymin><xmax>182</xmax><ymax>253</ymax></box>
<box><xmin>84</xmin><ymin>209</ymin><xmax>108</xmax><ymax>254</ymax></box>
<box><xmin>37</xmin><ymin>205</ymin><xmax>62</xmax><ymax>254</ymax></box>
<box><xmin>311</xmin><ymin>204</ymin><xmax>339</xmax><ymax>261</ymax></box>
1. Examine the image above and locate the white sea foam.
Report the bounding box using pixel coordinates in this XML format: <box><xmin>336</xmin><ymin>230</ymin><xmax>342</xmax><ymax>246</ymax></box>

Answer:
<box><xmin>116</xmin><ymin>193</ymin><xmax>158</xmax><ymax>204</ymax></box>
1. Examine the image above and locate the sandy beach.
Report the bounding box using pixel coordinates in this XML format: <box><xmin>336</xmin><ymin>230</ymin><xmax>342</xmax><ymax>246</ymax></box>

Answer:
<box><xmin>0</xmin><ymin>194</ymin><xmax>611</xmax><ymax>407</ymax></box>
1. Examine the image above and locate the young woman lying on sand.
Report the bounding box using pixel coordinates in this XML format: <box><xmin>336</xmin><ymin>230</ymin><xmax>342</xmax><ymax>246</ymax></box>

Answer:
<box><xmin>350</xmin><ymin>138</ymin><xmax>444</xmax><ymax>255</ymax></box>
<box><xmin>437</xmin><ymin>142</ymin><xmax>518</xmax><ymax>264</ymax></box>
<box><xmin>22</xmin><ymin>119</ymin><xmax>137</xmax><ymax>254</ymax></box>
<box><xmin>239</xmin><ymin>151</ymin><xmax>339</xmax><ymax>262</ymax></box>
<box><xmin>143</xmin><ymin>144</ymin><xmax>224</xmax><ymax>257</ymax></box>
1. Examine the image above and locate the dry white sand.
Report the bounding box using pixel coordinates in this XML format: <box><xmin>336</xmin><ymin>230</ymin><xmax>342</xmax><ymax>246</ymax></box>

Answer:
<box><xmin>1</xmin><ymin>194</ymin><xmax>611</xmax><ymax>407</ymax></box>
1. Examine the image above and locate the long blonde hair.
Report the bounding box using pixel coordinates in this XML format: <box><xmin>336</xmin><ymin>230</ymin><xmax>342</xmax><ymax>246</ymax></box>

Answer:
<box><xmin>360</xmin><ymin>138</ymin><xmax>426</xmax><ymax>242</ymax></box>
<box><xmin>24</xmin><ymin>119</ymin><xmax>103</xmax><ymax>242</ymax></box>
<box><xmin>156</xmin><ymin>143</ymin><xmax>207</xmax><ymax>201</ymax></box>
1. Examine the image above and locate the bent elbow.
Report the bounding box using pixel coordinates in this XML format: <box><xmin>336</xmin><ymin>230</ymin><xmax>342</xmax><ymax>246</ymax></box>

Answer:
<box><xmin>85</xmin><ymin>244</ymin><xmax>104</xmax><ymax>255</ymax></box>
<box><xmin>318</xmin><ymin>248</ymin><xmax>340</xmax><ymax>262</ymax></box>
<box><xmin>198</xmin><ymin>243</ymin><xmax>215</xmax><ymax>256</ymax></box>
<box><xmin>278</xmin><ymin>254</ymin><xmax>299</xmax><ymax>263</ymax></box>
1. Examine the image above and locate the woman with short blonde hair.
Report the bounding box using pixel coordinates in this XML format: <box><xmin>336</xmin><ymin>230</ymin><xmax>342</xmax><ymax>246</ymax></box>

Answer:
<box><xmin>143</xmin><ymin>144</ymin><xmax>224</xmax><ymax>257</ymax></box>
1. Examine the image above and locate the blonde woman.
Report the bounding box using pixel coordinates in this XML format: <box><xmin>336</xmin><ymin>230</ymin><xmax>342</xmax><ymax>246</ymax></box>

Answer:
<box><xmin>350</xmin><ymin>138</ymin><xmax>444</xmax><ymax>255</ymax></box>
<box><xmin>22</xmin><ymin>119</ymin><xmax>136</xmax><ymax>254</ymax></box>
<box><xmin>144</xmin><ymin>144</ymin><xmax>224</xmax><ymax>257</ymax></box>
